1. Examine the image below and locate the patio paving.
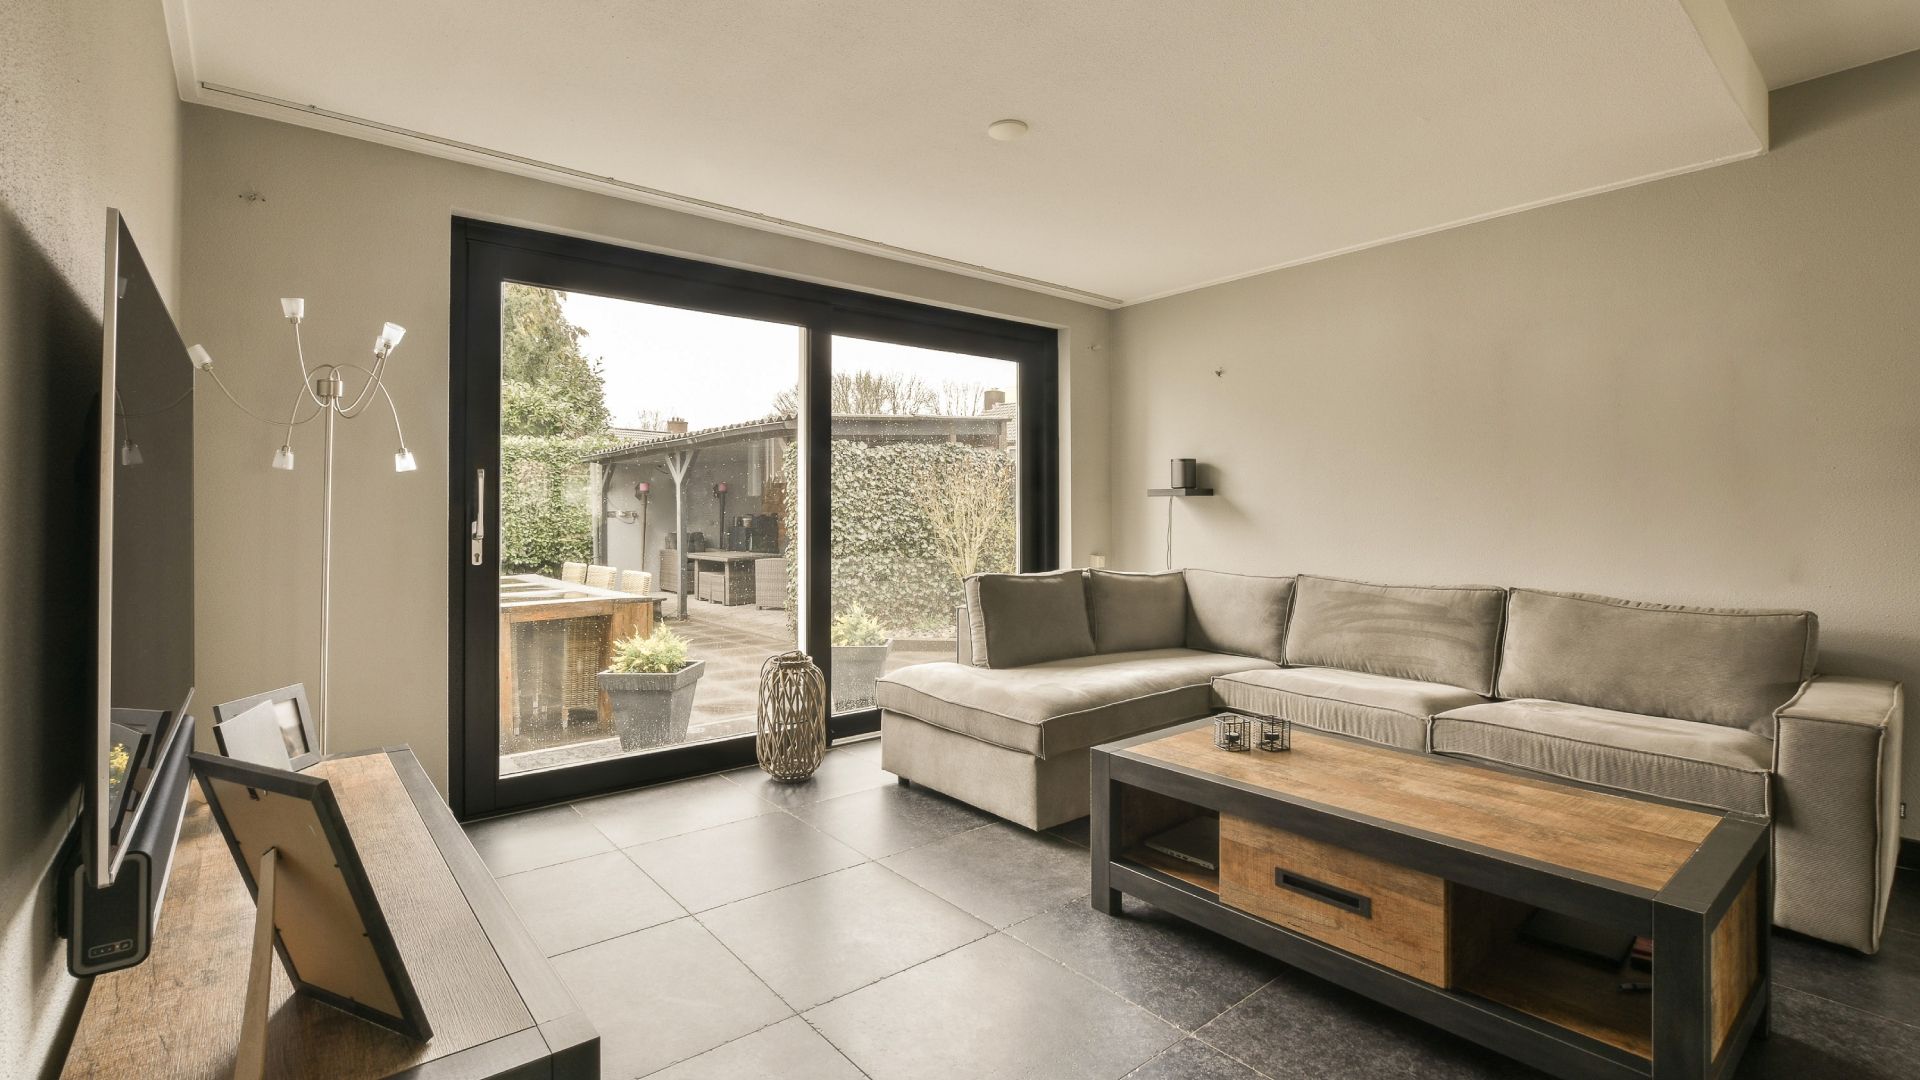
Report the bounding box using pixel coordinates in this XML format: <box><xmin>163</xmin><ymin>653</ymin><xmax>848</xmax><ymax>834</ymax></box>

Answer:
<box><xmin>500</xmin><ymin>600</ymin><xmax>953</xmax><ymax>776</ymax></box>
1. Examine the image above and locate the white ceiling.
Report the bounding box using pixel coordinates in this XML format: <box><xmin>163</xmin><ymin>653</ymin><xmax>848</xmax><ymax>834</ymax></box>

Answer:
<box><xmin>165</xmin><ymin>1</ymin><xmax>1906</xmax><ymax>306</ymax></box>
<box><xmin>1730</xmin><ymin>0</ymin><xmax>1920</xmax><ymax>88</ymax></box>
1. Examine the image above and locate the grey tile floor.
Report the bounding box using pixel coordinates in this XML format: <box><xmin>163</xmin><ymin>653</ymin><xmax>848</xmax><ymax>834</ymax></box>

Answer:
<box><xmin>465</xmin><ymin>738</ymin><xmax>1920</xmax><ymax>1079</ymax></box>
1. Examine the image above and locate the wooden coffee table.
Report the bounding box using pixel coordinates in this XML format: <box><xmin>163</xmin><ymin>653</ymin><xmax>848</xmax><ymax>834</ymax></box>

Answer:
<box><xmin>1091</xmin><ymin>721</ymin><xmax>1769</xmax><ymax>1080</ymax></box>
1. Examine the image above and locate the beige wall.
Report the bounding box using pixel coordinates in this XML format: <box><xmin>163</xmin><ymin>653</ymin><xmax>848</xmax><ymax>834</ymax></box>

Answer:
<box><xmin>180</xmin><ymin>106</ymin><xmax>1112</xmax><ymax>795</ymax></box>
<box><xmin>1109</xmin><ymin>51</ymin><xmax>1920</xmax><ymax>838</ymax></box>
<box><xmin>0</xmin><ymin>0</ymin><xmax>184</xmax><ymax>1074</ymax></box>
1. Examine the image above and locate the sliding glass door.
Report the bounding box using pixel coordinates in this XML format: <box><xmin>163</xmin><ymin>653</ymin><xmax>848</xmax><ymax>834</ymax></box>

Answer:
<box><xmin>449</xmin><ymin>221</ymin><xmax>1057</xmax><ymax>818</ymax></box>
<box><xmin>828</xmin><ymin>337</ymin><xmax>1021</xmax><ymax>713</ymax></box>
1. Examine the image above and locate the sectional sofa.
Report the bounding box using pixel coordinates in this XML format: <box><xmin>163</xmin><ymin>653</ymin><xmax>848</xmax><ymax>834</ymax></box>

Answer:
<box><xmin>875</xmin><ymin>570</ymin><xmax>1904</xmax><ymax>953</ymax></box>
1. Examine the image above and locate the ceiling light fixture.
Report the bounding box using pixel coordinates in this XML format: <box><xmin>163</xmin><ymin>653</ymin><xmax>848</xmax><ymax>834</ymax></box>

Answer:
<box><xmin>986</xmin><ymin>119</ymin><xmax>1029</xmax><ymax>142</ymax></box>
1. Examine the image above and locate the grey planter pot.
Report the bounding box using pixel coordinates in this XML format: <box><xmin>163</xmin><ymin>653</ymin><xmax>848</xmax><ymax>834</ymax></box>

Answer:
<box><xmin>831</xmin><ymin>642</ymin><xmax>891</xmax><ymax>711</ymax></box>
<box><xmin>599</xmin><ymin>660</ymin><xmax>706</xmax><ymax>751</ymax></box>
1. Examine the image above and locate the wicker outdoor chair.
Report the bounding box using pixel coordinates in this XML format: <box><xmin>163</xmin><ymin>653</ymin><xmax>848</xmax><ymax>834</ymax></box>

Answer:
<box><xmin>561</xmin><ymin>561</ymin><xmax>588</xmax><ymax>584</ymax></box>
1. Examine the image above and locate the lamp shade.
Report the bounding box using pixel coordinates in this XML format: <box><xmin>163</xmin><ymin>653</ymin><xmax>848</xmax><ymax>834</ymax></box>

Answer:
<box><xmin>271</xmin><ymin>445</ymin><xmax>296</xmax><ymax>471</ymax></box>
<box><xmin>188</xmin><ymin>344</ymin><xmax>214</xmax><ymax>370</ymax></box>
<box><xmin>394</xmin><ymin>448</ymin><xmax>417</xmax><ymax>473</ymax></box>
<box><xmin>374</xmin><ymin>322</ymin><xmax>406</xmax><ymax>355</ymax></box>
<box><xmin>280</xmin><ymin>297</ymin><xmax>305</xmax><ymax>321</ymax></box>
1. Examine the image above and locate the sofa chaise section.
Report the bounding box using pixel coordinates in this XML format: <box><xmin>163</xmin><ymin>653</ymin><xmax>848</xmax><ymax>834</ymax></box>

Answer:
<box><xmin>878</xmin><ymin>568</ymin><xmax>1287</xmax><ymax>829</ymax></box>
<box><xmin>878</xmin><ymin>648</ymin><xmax>1275</xmax><ymax>827</ymax></box>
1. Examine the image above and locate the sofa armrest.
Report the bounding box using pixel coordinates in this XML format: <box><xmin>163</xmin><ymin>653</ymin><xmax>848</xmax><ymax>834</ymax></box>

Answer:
<box><xmin>1771</xmin><ymin>675</ymin><xmax>1904</xmax><ymax>952</ymax></box>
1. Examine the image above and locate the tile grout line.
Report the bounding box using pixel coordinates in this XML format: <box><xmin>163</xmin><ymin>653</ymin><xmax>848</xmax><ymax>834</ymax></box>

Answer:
<box><xmin>1017</xmin><ymin>936</ymin><xmax>1191</xmax><ymax>1037</ymax></box>
<box><xmin>685</xmin><ymin>904</ymin><xmax>811</xmax><ymax>1020</ymax></box>
<box><xmin>629</xmin><ymin>1011</ymin><xmax>799</xmax><ymax>1079</ymax></box>
<box><xmin>537</xmin><ymin>850</ymin><xmax>694</xmax><ymax>961</ymax></box>
<box><xmin>795</xmin><ymin>925</ymin><xmax>996</xmax><ymax>1014</ymax></box>
<box><xmin>794</xmin><ymin>1012</ymin><xmax>877</xmax><ymax>1080</ymax></box>
<box><xmin>697</xmin><ymin>859</ymin><xmax>999</xmax><ymax>1017</ymax></box>
<box><xmin>1002</xmin><ymin>895</ymin><xmax>1293</xmax><ymax>1076</ymax></box>
<box><xmin>476</xmin><ymin>742</ymin><xmax>891</xmax><ymax>873</ymax></box>
<box><xmin>1188</xmin><ymin>976</ymin><xmax>1286</xmax><ymax>1080</ymax></box>
<box><xmin>544</xmin><ymin>911</ymin><xmax>696</xmax><ymax>962</ymax></box>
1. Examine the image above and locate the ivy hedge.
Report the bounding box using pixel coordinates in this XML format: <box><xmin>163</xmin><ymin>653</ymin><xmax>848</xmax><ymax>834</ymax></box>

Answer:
<box><xmin>783</xmin><ymin>440</ymin><xmax>1016</xmax><ymax>636</ymax></box>
<box><xmin>501</xmin><ymin>434</ymin><xmax>615</xmax><ymax>574</ymax></box>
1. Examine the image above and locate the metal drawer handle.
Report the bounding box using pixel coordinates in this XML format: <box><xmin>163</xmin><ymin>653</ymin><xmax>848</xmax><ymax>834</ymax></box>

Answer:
<box><xmin>1274</xmin><ymin>868</ymin><xmax>1373</xmax><ymax>919</ymax></box>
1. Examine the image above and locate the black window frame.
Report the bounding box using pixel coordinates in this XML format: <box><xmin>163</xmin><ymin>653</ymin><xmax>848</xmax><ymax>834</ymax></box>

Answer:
<box><xmin>449</xmin><ymin>218</ymin><xmax>1059</xmax><ymax>819</ymax></box>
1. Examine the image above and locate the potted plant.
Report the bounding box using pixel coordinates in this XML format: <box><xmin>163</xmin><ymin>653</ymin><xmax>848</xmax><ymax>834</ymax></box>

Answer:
<box><xmin>598</xmin><ymin>625</ymin><xmax>706</xmax><ymax>751</ymax></box>
<box><xmin>830</xmin><ymin>605</ymin><xmax>892</xmax><ymax>711</ymax></box>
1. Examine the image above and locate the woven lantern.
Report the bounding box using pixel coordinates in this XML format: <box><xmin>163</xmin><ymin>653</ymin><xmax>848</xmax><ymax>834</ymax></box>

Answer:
<box><xmin>756</xmin><ymin>651</ymin><xmax>827</xmax><ymax>781</ymax></box>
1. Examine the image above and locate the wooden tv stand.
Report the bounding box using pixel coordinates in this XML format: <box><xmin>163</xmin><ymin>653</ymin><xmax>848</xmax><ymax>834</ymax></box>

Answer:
<box><xmin>1091</xmin><ymin>723</ymin><xmax>1769</xmax><ymax>1080</ymax></box>
<box><xmin>61</xmin><ymin>748</ymin><xmax>596</xmax><ymax>1079</ymax></box>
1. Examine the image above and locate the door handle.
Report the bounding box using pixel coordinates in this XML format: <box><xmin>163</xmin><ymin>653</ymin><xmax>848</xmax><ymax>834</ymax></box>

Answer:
<box><xmin>470</xmin><ymin>468</ymin><xmax>486</xmax><ymax>566</ymax></box>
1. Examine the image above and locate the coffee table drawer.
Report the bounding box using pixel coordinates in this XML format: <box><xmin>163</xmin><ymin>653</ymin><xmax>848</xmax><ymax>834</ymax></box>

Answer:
<box><xmin>1219</xmin><ymin>815</ymin><xmax>1451</xmax><ymax>986</ymax></box>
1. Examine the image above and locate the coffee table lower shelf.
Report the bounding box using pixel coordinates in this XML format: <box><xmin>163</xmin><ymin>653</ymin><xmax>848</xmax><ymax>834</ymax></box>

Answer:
<box><xmin>1109</xmin><ymin>856</ymin><xmax>1681</xmax><ymax>1079</ymax></box>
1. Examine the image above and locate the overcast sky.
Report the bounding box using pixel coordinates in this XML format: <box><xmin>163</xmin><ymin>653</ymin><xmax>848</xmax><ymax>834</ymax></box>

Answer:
<box><xmin>561</xmin><ymin>290</ymin><xmax>1019</xmax><ymax>431</ymax></box>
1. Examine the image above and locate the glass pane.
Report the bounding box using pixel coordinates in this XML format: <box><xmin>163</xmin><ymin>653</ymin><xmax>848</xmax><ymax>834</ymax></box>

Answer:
<box><xmin>498</xmin><ymin>284</ymin><xmax>800</xmax><ymax>777</ymax></box>
<box><xmin>828</xmin><ymin>336</ymin><xmax>1019</xmax><ymax>713</ymax></box>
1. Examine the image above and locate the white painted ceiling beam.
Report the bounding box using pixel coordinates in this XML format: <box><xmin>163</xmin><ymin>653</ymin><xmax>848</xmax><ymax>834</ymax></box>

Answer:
<box><xmin>160</xmin><ymin>1</ymin><xmax>1914</xmax><ymax>304</ymax></box>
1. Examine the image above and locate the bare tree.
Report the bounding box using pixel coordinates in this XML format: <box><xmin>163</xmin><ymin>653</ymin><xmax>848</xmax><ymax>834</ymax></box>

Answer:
<box><xmin>769</xmin><ymin>371</ymin><xmax>940</xmax><ymax>418</ymax></box>
<box><xmin>910</xmin><ymin>448</ymin><xmax>1016</xmax><ymax>583</ymax></box>
<box><xmin>934</xmin><ymin>380</ymin><xmax>988</xmax><ymax>416</ymax></box>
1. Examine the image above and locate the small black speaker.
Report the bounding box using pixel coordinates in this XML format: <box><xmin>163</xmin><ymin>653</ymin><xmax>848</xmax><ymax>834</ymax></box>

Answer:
<box><xmin>65</xmin><ymin>852</ymin><xmax>151</xmax><ymax>975</ymax></box>
<box><xmin>62</xmin><ymin>715</ymin><xmax>195</xmax><ymax>977</ymax></box>
<box><xmin>1170</xmin><ymin>458</ymin><xmax>1198</xmax><ymax>490</ymax></box>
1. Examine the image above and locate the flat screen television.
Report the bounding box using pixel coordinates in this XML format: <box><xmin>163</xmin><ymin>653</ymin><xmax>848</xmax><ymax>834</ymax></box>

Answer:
<box><xmin>87</xmin><ymin>209</ymin><xmax>195</xmax><ymax>887</ymax></box>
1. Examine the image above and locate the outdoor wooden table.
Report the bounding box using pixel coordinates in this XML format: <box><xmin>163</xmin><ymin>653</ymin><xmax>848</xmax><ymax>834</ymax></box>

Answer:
<box><xmin>685</xmin><ymin>550</ymin><xmax>777</xmax><ymax>606</ymax></box>
<box><xmin>497</xmin><ymin>574</ymin><xmax>661</xmax><ymax>738</ymax></box>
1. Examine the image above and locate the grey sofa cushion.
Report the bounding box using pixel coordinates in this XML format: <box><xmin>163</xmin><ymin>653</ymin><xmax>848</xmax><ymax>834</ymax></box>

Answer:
<box><xmin>964</xmin><ymin>570</ymin><xmax>1095</xmax><ymax>669</ymax></box>
<box><xmin>1432</xmin><ymin>699</ymin><xmax>1773</xmax><ymax>817</ymax></box>
<box><xmin>1498</xmin><ymin>589</ymin><xmax>1817</xmax><ymax>732</ymax></box>
<box><xmin>1284</xmin><ymin>575</ymin><xmax>1506</xmax><ymax>695</ymax></box>
<box><xmin>1212</xmin><ymin>667</ymin><xmax>1486</xmax><ymax>751</ymax></box>
<box><xmin>1089</xmin><ymin>570</ymin><xmax>1188</xmax><ymax>654</ymax></box>
<box><xmin>1183</xmin><ymin>569</ymin><xmax>1293</xmax><ymax>662</ymax></box>
<box><xmin>875</xmin><ymin>648</ymin><xmax>1276</xmax><ymax>757</ymax></box>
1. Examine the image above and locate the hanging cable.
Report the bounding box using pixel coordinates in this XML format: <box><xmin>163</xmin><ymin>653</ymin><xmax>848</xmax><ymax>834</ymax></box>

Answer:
<box><xmin>340</xmin><ymin>349</ymin><xmax>389</xmax><ymax>417</ymax></box>
<box><xmin>1165</xmin><ymin>496</ymin><xmax>1174</xmax><ymax>570</ymax></box>
<box><xmin>199</xmin><ymin>364</ymin><xmax>300</xmax><ymax>427</ymax></box>
<box><xmin>292</xmin><ymin>322</ymin><xmax>328</xmax><ymax>408</ymax></box>
<box><xmin>115</xmin><ymin>384</ymin><xmax>195</xmax><ymax>418</ymax></box>
<box><xmin>332</xmin><ymin>363</ymin><xmax>396</xmax><ymax>431</ymax></box>
<box><xmin>375</xmin><ymin>379</ymin><xmax>408</xmax><ymax>448</ymax></box>
<box><xmin>281</xmin><ymin>381</ymin><xmax>324</xmax><ymax>447</ymax></box>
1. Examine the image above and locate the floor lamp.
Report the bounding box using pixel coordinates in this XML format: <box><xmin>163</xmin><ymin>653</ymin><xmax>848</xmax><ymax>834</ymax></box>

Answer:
<box><xmin>189</xmin><ymin>299</ymin><xmax>416</xmax><ymax>756</ymax></box>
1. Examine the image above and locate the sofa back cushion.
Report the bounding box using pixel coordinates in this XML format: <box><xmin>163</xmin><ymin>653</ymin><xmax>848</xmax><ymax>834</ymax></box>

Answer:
<box><xmin>965</xmin><ymin>570</ymin><xmax>1096</xmax><ymax>668</ymax></box>
<box><xmin>1088</xmin><ymin>570</ymin><xmax>1188</xmax><ymax>654</ymax></box>
<box><xmin>1284</xmin><ymin>575</ymin><xmax>1506</xmax><ymax>694</ymax></box>
<box><xmin>1183</xmin><ymin>569</ymin><xmax>1294</xmax><ymax>662</ymax></box>
<box><xmin>1498</xmin><ymin>589</ymin><xmax>1817</xmax><ymax>731</ymax></box>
